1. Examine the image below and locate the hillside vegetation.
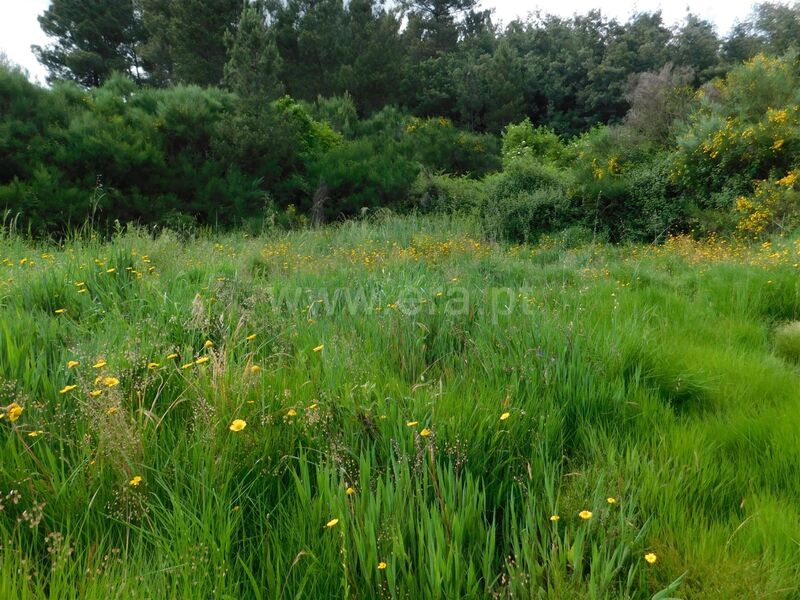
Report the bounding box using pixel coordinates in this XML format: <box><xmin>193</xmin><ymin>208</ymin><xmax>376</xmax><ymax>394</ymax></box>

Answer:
<box><xmin>1</xmin><ymin>216</ymin><xmax>799</xmax><ymax>598</ymax></box>
<box><xmin>1</xmin><ymin>2</ymin><xmax>800</xmax><ymax>242</ymax></box>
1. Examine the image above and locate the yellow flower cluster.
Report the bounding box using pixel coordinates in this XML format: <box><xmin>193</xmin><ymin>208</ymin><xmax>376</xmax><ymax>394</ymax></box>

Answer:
<box><xmin>735</xmin><ymin>172</ymin><xmax>800</xmax><ymax>237</ymax></box>
<box><xmin>591</xmin><ymin>156</ymin><xmax>622</xmax><ymax>180</ymax></box>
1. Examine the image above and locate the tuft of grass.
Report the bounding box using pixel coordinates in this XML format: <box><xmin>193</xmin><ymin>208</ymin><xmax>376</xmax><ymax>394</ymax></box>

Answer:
<box><xmin>774</xmin><ymin>320</ymin><xmax>800</xmax><ymax>363</ymax></box>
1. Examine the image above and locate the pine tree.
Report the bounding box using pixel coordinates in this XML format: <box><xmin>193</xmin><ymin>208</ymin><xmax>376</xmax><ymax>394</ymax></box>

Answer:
<box><xmin>168</xmin><ymin>0</ymin><xmax>242</xmax><ymax>86</ymax></box>
<box><xmin>33</xmin><ymin>0</ymin><xmax>142</xmax><ymax>86</ymax></box>
<box><xmin>224</xmin><ymin>3</ymin><xmax>284</xmax><ymax>102</ymax></box>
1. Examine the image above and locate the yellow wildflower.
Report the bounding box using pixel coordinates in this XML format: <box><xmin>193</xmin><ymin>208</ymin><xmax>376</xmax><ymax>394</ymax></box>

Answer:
<box><xmin>27</xmin><ymin>430</ymin><xmax>44</xmax><ymax>437</ymax></box>
<box><xmin>93</xmin><ymin>360</ymin><xmax>107</xmax><ymax>369</ymax></box>
<box><xmin>377</xmin><ymin>562</ymin><xmax>387</xmax><ymax>570</ymax></box>
<box><xmin>204</xmin><ymin>340</ymin><xmax>214</xmax><ymax>349</ymax></box>
<box><xmin>229</xmin><ymin>419</ymin><xmax>247</xmax><ymax>432</ymax></box>
<box><xmin>607</xmin><ymin>497</ymin><xmax>617</xmax><ymax>504</ymax></box>
<box><xmin>195</xmin><ymin>356</ymin><xmax>210</xmax><ymax>365</ymax></box>
<box><xmin>419</xmin><ymin>428</ymin><xmax>432</xmax><ymax>437</ymax></box>
<box><xmin>500</xmin><ymin>412</ymin><xmax>510</xmax><ymax>421</ymax></box>
<box><xmin>129</xmin><ymin>475</ymin><xmax>142</xmax><ymax>486</ymax></box>
<box><xmin>250</xmin><ymin>365</ymin><xmax>261</xmax><ymax>374</ymax></box>
<box><xmin>644</xmin><ymin>552</ymin><xmax>657</xmax><ymax>564</ymax></box>
<box><xmin>55</xmin><ymin>308</ymin><xmax>66</xmax><ymax>314</ymax></box>
<box><xmin>778</xmin><ymin>171</ymin><xmax>797</xmax><ymax>186</ymax></box>
<box><xmin>406</xmin><ymin>421</ymin><xmax>419</xmax><ymax>427</ymax></box>
<box><xmin>60</xmin><ymin>384</ymin><xmax>77</xmax><ymax>394</ymax></box>
<box><xmin>166</xmin><ymin>353</ymin><xmax>178</xmax><ymax>360</ymax></box>
<box><xmin>147</xmin><ymin>362</ymin><xmax>160</xmax><ymax>369</ymax></box>
<box><xmin>7</xmin><ymin>403</ymin><xmax>23</xmax><ymax>422</ymax></box>
<box><xmin>106</xmin><ymin>406</ymin><xmax>119</xmax><ymax>416</ymax></box>
<box><xmin>313</xmin><ymin>344</ymin><xmax>324</xmax><ymax>353</ymax></box>
<box><xmin>325</xmin><ymin>518</ymin><xmax>339</xmax><ymax>528</ymax></box>
<box><xmin>579</xmin><ymin>510</ymin><xmax>593</xmax><ymax>520</ymax></box>
<box><xmin>67</xmin><ymin>360</ymin><xmax>80</xmax><ymax>369</ymax></box>
<box><xmin>550</xmin><ymin>515</ymin><xmax>560</xmax><ymax>522</ymax></box>
<box><xmin>246</xmin><ymin>333</ymin><xmax>257</xmax><ymax>341</ymax></box>
<box><xmin>89</xmin><ymin>390</ymin><xmax>102</xmax><ymax>397</ymax></box>
<box><xmin>181</xmin><ymin>362</ymin><xmax>193</xmax><ymax>369</ymax></box>
<box><xmin>346</xmin><ymin>487</ymin><xmax>356</xmax><ymax>496</ymax></box>
<box><xmin>287</xmin><ymin>408</ymin><xmax>297</xmax><ymax>417</ymax></box>
<box><xmin>102</xmin><ymin>377</ymin><xmax>120</xmax><ymax>387</ymax></box>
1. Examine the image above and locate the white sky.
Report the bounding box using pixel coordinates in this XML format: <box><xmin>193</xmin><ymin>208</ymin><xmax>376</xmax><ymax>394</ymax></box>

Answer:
<box><xmin>0</xmin><ymin>0</ymin><xmax>763</xmax><ymax>85</ymax></box>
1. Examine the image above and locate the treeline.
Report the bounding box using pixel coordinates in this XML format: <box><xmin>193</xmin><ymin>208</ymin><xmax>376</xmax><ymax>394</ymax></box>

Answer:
<box><xmin>0</xmin><ymin>1</ymin><xmax>799</xmax><ymax>239</ymax></box>
<box><xmin>30</xmin><ymin>0</ymin><xmax>800</xmax><ymax>135</ymax></box>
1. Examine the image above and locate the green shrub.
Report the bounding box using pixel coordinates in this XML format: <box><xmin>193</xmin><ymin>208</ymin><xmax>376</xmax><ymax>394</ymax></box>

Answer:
<box><xmin>309</xmin><ymin>138</ymin><xmax>419</xmax><ymax>218</ymax></box>
<box><xmin>409</xmin><ymin>171</ymin><xmax>485</xmax><ymax>214</ymax></box>
<box><xmin>619</xmin><ymin>153</ymin><xmax>689</xmax><ymax>241</ymax></box>
<box><xmin>501</xmin><ymin>118</ymin><xmax>568</xmax><ymax>167</ymax></box>
<box><xmin>481</xmin><ymin>186</ymin><xmax>575</xmax><ymax>243</ymax></box>
<box><xmin>490</xmin><ymin>156</ymin><xmax>571</xmax><ymax>198</ymax></box>
<box><xmin>404</xmin><ymin>116</ymin><xmax>501</xmax><ymax>177</ymax></box>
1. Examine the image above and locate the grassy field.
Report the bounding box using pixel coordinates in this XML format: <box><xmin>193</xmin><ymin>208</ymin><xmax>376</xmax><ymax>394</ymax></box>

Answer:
<box><xmin>1</xmin><ymin>215</ymin><xmax>800</xmax><ymax>599</ymax></box>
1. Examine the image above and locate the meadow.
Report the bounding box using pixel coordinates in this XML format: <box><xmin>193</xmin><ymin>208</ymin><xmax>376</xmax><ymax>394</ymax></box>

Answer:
<box><xmin>1</xmin><ymin>214</ymin><xmax>799</xmax><ymax>599</ymax></box>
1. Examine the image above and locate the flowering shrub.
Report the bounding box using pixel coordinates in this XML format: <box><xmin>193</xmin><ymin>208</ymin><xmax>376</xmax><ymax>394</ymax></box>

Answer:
<box><xmin>675</xmin><ymin>54</ymin><xmax>800</xmax><ymax>206</ymax></box>
<box><xmin>735</xmin><ymin>169</ymin><xmax>800</xmax><ymax>236</ymax></box>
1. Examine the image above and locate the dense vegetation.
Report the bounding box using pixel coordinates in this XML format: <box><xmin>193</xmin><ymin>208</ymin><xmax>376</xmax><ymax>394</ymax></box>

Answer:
<box><xmin>1</xmin><ymin>215</ymin><xmax>800</xmax><ymax>598</ymax></box>
<box><xmin>1</xmin><ymin>1</ymin><xmax>800</xmax><ymax>240</ymax></box>
<box><xmin>3</xmin><ymin>3</ymin><xmax>800</xmax><ymax>598</ymax></box>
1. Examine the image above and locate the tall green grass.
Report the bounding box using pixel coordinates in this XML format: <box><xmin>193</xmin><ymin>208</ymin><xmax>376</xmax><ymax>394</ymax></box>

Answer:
<box><xmin>0</xmin><ymin>216</ymin><xmax>799</xmax><ymax>598</ymax></box>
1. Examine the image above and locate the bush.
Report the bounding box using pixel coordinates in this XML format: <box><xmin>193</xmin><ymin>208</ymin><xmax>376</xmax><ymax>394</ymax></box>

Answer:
<box><xmin>404</xmin><ymin>116</ymin><xmax>501</xmax><ymax>177</ymax></box>
<box><xmin>409</xmin><ymin>171</ymin><xmax>485</xmax><ymax>214</ymax></box>
<box><xmin>501</xmin><ymin>118</ymin><xmax>568</xmax><ymax>167</ymax></box>
<box><xmin>619</xmin><ymin>153</ymin><xmax>689</xmax><ymax>241</ymax></box>
<box><xmin>734</xmin><ymin>169</ymin><xmax>800</xmax><ymax>237</ymax></box>
<box><xmin>481</xmin><ymin>186</ymin><xmax>575</xmax><ymax>243</ymax></box>
<box><xmin>309</xmin><ymin>138</ymin><xmax>419</xmax><ymax>219</ymax></box>
<box><xmin>480</xmin><ymin>144</ymin><xmax>576</xmax><ymax>243</ymax></box>
<box><xmin>569</xmin><ymin>126</ymin><xmax>692</xmax><ymax>242</ymax></box>
<box><xmin>490</xmin><ymin>156</ymin><xmax>571</xmax><ymax>198</ymax></box>
<box><xmin>674</xmin><ymin>53</ymin><xmax>800</xmax><ymax>216</ymax></box>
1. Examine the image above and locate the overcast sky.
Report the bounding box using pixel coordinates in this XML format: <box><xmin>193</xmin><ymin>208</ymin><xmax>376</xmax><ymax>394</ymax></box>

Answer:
<box><xmin>1</xmin><ymin>0</ymin><xmax>763</xmax><ymax>85</ymax></box>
